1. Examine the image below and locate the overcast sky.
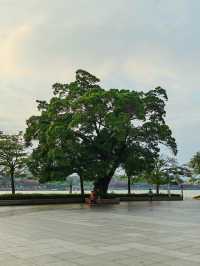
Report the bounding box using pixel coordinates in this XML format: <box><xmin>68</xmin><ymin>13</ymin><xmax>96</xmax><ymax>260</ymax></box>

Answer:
<box><xmin>0</xmin><ymin>0</ymin><xmax>200</xmax><ymax>163</ymax></box>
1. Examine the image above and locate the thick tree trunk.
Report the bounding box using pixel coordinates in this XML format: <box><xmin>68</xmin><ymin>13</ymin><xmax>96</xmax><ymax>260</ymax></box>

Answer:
<box><xmin>128</xmin><ymin>176</ymin><xmax>131</xmax><ymax>195</ymax></box>
<box><xmin>156</xmin><ymin>184</ymin><xmax>160</xmax><ymax>195</ymax></box>
<box><xmin>69</xmin><ymin>182</ymin><xmax>72</xmax><ymax>194</ymax></box>
<box><xmin>80</xmin><ymin>175</ymin><xmax>85</xmax><ymax>202</ymax></box>
<box><xmin>94</xmin><ymin>176</ymin><xmax>112</xmax><ymax>196</ymax></box>
<box><xmin>10</xmin><ymin>172</ymin><xmax>15</xmax><ymax>195</ymax></box>
<box><xmin>93</xmin><ymin>163</ymin><xmax>118</xmax><ymax>195</ymax></box>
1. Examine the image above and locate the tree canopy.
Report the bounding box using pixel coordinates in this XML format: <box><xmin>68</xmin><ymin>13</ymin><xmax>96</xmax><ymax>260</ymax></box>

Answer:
<box><xmin>25</xmin><ymin>69</ymin><xmax>177</xmax><ymax>194</ymax></box>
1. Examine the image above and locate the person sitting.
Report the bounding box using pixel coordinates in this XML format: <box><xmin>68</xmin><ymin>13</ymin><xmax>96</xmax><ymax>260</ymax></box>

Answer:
<box><xmin>90</xmin><ymin>190</ymin><xmax>97</xmax><ymax>204</ymax></box>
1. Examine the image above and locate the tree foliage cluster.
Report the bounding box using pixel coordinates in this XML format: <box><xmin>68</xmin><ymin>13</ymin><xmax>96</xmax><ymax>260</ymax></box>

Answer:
<box><xmin>24</xmin><ymin>69</ymin><xmax>177</xmax><ymax>195</ymax></box>
<box><xmin>188</xmin><ymin>152</ymin><xmax>200</xmax><ymax>184</ymax></box>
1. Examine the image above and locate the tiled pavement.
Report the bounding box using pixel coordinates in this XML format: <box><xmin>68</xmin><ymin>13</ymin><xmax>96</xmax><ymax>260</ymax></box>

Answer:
<box><xmin>0</xmin><ymin>199</ymin><xmax>200</xmax><ymax>265</ymax></box>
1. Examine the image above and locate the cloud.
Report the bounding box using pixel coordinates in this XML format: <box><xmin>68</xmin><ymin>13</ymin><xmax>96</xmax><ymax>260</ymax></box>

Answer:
<box><xmin>0</xmin><ymin>0</ymin><xmax>200</xmax><ymax>162</ymax></box>
<box><xmin>0</xmin><ymin>25</ymin><xmax>32</xmax><ymax>77</ymax></box>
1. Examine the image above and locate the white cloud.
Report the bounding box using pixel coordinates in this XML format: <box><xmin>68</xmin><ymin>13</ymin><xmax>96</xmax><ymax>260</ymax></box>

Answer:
<box><xmin>0</xmin><ymin>25</ymin><xmax>32</xmax><ymax>77</ymax></box>
<box><xmin>0</xmin><ymin>0</ymin><xmax>200</xmax><ymax>162</ymax></box>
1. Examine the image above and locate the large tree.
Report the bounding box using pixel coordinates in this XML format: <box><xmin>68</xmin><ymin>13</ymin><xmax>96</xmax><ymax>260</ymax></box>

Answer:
<box><xmin>0</xmin><ymin>131</ymin><xmax>27</xmax><ymax>194</ymax></box>
<box><xmin>25</xmin><ymin>70</ymin><xmax>177</xmax><ymax>195</ymax></box>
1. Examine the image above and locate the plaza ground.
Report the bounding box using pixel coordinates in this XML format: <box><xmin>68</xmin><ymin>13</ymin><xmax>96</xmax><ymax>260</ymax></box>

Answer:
<box><xmin>0</xmin><ymin>199</ymin><xmax>200</xmax><ymax>266</ymax></box>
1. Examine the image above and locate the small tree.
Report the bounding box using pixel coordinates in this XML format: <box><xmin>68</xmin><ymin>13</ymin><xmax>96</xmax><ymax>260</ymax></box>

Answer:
<box><xmin>189</xmin><ymin>152</ymin><xmax>200</xmax><ymax>184</ymax></box>
<box><xmin>142</xmin><ymin>158</ymin><xmax>168</xmax><ymax>195</ymax></box>
<box><xmin>189</xmin><ymin>152</ymin><xmax>200</xmax><ymax>174</ymax></box>
<box><xmin>141</xmin><ymin>157</ymin><xmax>191</xmax><ymax>195</ymax></box>
<box><xmin>0</xmin><ymin>132</ymin><xmax>27</xmax><ymax>195</ymax></box>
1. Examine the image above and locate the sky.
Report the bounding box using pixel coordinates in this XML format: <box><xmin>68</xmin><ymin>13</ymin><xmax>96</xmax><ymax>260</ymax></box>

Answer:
<box><xmin>0</xmin><ymin>0</ymin><xmax>200</xmax><ymax>163</ymax></box>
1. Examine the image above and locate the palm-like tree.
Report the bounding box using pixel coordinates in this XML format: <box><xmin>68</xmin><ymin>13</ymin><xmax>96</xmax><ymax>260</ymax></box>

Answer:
<box><xmin>189</xmin><ymin>152</ymin><xmax>200</xmax><ymax>176</ymax></box>
<box><xmin>142</xmin><ymin>156</ymin><xmax>190</xmax><ymax>195</ymax></box>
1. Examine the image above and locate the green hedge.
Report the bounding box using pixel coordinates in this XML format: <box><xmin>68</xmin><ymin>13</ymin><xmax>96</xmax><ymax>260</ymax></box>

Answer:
<box><xmin>0</xmin><ymin>192</ymin><xmax>181</xmax><ymax>200</ymax></box>
<box><xmin>0</xmin><ymin>193</ymin><xmax>89</xmax><ymax>200</ymax></box>
<box><xmin>107</xmin><ymin>193</ymin><xmax>181</xmax><ymax>197</ymax></box>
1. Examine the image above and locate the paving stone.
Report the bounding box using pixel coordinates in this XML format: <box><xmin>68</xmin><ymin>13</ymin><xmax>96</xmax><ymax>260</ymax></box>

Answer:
<box><xmin>0</xmin><ymin>199</ymin><xmax>200</xmax><ymax>265</ymax></box>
